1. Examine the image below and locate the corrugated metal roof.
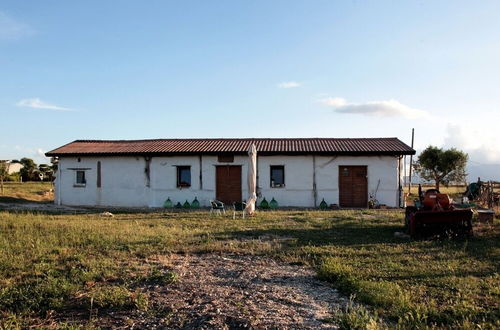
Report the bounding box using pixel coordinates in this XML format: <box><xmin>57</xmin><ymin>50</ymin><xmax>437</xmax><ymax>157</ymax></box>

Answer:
<box><xmin>45</xmin><ymin>138</ymin><xmax>415</xmax><ymax>156</ymax></box>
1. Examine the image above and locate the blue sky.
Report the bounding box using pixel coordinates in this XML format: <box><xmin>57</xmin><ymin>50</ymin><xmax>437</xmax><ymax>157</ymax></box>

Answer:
<box><xmin>1</xmin><ymin>1</ymin><xmax>499</xmax><ymax>174</ymax></box>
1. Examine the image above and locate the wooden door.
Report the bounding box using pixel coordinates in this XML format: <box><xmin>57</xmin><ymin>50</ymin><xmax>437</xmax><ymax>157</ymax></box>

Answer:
<box><xmin>216</xmin><ymin>166</ymin><xmax>242</xmax><ymax>204</ymax></box>
<box><xmin>339</xmin><ymin>166</ymin><xmax>368</xmax><ymax>208</ymax></box>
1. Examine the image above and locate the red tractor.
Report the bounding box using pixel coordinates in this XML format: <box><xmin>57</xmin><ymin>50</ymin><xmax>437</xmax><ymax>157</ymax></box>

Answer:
<box><xmin>405</xmin><ymin>185</ymin><xmax>473</xmax><ymax>239</ymax></box>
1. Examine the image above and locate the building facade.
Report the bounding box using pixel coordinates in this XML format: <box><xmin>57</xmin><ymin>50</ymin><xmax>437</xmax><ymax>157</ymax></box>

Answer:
<box><xmin>46</xmin><ymin>138</ymin><xmax>415</xmax><ymax>208</ymax></box>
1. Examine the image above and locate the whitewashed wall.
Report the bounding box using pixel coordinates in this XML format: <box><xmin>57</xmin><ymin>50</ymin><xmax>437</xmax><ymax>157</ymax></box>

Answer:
<box><xmin>55</xmin><ymin>154</ymin><xmax>400</xmax><ymax>208</ymax></box>
<box><xmin>314</xmin><ymin>155</ymin><xmax>399</xmax><ymax>207</ymax></box>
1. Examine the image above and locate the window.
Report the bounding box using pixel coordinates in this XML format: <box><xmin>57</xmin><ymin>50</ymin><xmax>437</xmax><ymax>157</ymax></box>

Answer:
<box><xmin>75</xmin><ymin>170</ymin><xmax>86</xmax><ymax>186</ymax></box>
<box><xmin>270</xmin><ymin>165</ymin><xmax>285</xmax><ymax>187</ymax></box>
<box><xmin>177</xmin><ymin>166</ymin><xmax>191</xmax><ymax>187</ymax></box>
<box><xmin>218</xmin><ymin>154</ymin><xmax>234</xmax><ymax>163</ymax></box>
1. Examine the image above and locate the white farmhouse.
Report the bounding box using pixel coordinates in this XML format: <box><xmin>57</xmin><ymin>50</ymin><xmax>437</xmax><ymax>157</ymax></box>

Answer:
<box><xmin>46</xmin><ymin>138</ymin><xmax>415</xmax><ymax>208</ymax></box>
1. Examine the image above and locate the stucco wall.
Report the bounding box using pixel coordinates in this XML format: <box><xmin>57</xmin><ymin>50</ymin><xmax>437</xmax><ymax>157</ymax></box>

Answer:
<box><xmin>55</xmin><ymin>154</ymin><xmax>400</xmax><ymax>208</ymax></box>
<box><xmin>314</xmin><ymin>155</ymin><xmax>399</xmax><ymax>207</ymax></box>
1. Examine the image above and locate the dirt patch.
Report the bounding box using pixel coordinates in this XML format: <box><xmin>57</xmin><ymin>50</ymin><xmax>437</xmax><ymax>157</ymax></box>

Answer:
<box><xmin>84</xmin><ymin>254</ymin><xmax>345</xmax><ymax>329</ymax></box>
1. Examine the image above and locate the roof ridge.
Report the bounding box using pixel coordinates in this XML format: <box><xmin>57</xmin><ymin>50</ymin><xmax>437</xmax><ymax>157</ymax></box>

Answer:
<box><xmin>73</xmin><ymin>137</ymin><xmax>400</xmax><ymax>143</ymax></box>
<box><xmin>47</xmin><ymin>137</ymin><xmax>415</xmax><ymax>157</ymax></box>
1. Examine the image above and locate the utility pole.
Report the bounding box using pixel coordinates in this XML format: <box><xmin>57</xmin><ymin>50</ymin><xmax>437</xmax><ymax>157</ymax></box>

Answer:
<box><xmin>408</xmin><ymin>128</ymin><xmax>415</xmax><ymax>194</ymax></box>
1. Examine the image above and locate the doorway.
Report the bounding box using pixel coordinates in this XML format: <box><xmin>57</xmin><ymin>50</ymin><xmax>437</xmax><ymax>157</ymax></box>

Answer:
<box><xmin>216</xmin><ymin>165</ymin><xmax>242</xmax><ymax>205</ymax></box>
<box><xmin>339</xmin><ymin>166</ymin><xmax>368</xmax><ymax>207</ymax></box>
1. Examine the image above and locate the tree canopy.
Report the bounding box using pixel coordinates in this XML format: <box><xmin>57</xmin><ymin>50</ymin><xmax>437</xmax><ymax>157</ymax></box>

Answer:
<box><xmin>19</xmin><ymin>158</ymin><xmax>38</xmax><ymax>181</ymax></box>
<box><xmin>0</xmin><ymin>161</ymin><xmax>8</xmax><ymax>194</ymax></box>
<box><xmin>413</xmin><ymin>146</ymin><xmax>468</xmax><ymax>190</ymax></box>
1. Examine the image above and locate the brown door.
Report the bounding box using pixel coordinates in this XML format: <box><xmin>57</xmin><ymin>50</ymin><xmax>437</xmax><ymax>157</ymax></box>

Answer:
<box><xmin>339</xmin><ymin>166</ymin><xmax>368</xmax><ymax>208</ymax></box>
<box><xmin>216</xmin><ymin>165</ymin><xmax>242</xmax><ymax>204</ymax></box>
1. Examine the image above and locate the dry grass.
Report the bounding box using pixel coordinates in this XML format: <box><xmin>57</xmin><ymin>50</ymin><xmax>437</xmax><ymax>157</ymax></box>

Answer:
<box><xmin>0</xmin><ymin>183</ymin><xmax>498</xmax><ymax>328</ymax></box>
<box><xmin>0</xmin><ymin>182</ymin><xmax>54</xmax><ymax>203</ymax></box>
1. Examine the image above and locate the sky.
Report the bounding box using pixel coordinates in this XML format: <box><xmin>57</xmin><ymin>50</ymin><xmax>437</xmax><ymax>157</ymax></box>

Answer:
<box><xmin>1</xmin><ymin>1</ymin><xmax>499</xmax><ymax>178</ymax></box>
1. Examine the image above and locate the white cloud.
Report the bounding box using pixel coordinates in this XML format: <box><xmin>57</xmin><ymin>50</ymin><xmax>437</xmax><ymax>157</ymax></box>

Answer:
<box><xmin>36</xmin><ymin>148</ymin><xmax>47</xmax><ymax>158</ymax></box>
<box><xmin>319</xmin><ymin>97</ymin><xmax>348</xmax><ymax>107</ymax></box>
<box><xmin>443</xmin><ymin>123</ymin><xmax>500</xmax><ymax>164</ymax></box>
<box><xmin>0</xmin><ymin>145</ymin><xmax>50</xmax><ymax>164</ymax></box>
<box><xmin>277</xmin><ymin>81</ymin><xmax>301</xmax><ymax>88</ymax></box>
<box><xmin>0</xmin><ymin>11</ymin><xmax>34</xmax><ymax>40</ymax></box>
<box><xmin>16</xmin><ymin>98</ymin><xmax>74</xmax><ymax>111</ymax></box>
<box><xmin>318</xmin><ymin>97</ymin><xmax>430</xmax><ymax>119</ymax></box>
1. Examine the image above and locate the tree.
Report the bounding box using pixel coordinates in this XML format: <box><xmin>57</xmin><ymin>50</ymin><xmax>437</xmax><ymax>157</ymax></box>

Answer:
<box><xmin>413</xmin><ymin>146</ymin><xmax>468</xmax><ymax>190</ymax></box>
<box><xmin>19</xmin><ymin>158</ymin><xmax>37</xmax><ymax>182</ymax></box>
<box><xmin>0</xmin><ymin>161</ymin><xmax>8</xmax><ymax>194</ymax></box>
<box><xmin>38</xmin><ymin>164</ymin><xmax>54</xmax><ymax>181</ymax></box>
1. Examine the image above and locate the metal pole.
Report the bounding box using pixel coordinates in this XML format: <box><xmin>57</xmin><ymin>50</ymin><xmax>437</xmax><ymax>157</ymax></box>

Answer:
<box><xmin>408</xmin><ymin>128</ymin><xmax>415</xmax><ymax>194</ymax></box>
<box><xmin>312</xmin><ymin>155</ymin><xmax>317</xmax><ymax>207</ymax></box>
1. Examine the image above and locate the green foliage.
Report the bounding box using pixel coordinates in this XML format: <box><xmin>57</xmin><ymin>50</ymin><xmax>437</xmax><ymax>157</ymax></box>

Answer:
<box><xmin>414</xmin><ymin>146</ymin><xmax>468</xmax><ymax>189</ymax></box>
<box><xmin>0</xmin><ymin>161</ymin><xmax>8</xmax><ymax>194</ymax></box>
<box><xmin>6</xmin><ymin>172</ymin><xmax>21</xmax><ymax>182</ymax></box>
<box><xmin>0</xmin><ymin>161</ymin><xmax>8</xmax><ymax>178</ymax></box>
<box><xmin>38</xmin><ymin>163</ymin><xmax>55</xmax><ymax>181</ymax></box>
<box><xmin>19</xmin><ymin>157</ymin><xmax>38</xmax><ymax>181</ymax></box>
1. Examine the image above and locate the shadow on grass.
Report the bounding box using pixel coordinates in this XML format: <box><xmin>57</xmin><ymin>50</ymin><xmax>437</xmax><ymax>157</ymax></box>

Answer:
<box><xmin>0</xmin><ymin>196</ymin><xmax>52</xmax><ymax>204</ymax></box>
<box><xmin>211</xmin><ymin>224</ymin><xmax>404</xmax><ymax>247</ymax></box>
<box><xmin>208</xmin><ymin>222</ymin><xmax>499</xmax><ymax>262</ymax></box>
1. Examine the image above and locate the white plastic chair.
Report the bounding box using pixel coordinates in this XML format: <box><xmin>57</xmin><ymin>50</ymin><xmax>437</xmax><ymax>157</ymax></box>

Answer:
<box><xmin>233</xmin><ymin>201</ymin><xmax>247</xmax><ymax>219</ymax></box>
<box><xmin>209</xmin><ymin>200</ymin><xmax>226</xmax><ymax>216</ymax></box>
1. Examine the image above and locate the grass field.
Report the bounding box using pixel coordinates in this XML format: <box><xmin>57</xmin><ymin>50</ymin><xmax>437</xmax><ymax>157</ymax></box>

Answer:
<box><xmin>0</xmin><ymin>182</ymin><xmax>54</xmax><ymax>203</ymax></box>
<box><xmin>0</xmin><ymin>184</ymin><xmax>499</xmax><ymax>329</ymax></box>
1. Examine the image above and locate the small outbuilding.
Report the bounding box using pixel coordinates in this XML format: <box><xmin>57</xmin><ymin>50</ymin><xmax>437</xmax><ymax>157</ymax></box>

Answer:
<box><xmin>46</xmin><ymin>138</ymin><xmax>415</xmax><ymax>208</ymax></box>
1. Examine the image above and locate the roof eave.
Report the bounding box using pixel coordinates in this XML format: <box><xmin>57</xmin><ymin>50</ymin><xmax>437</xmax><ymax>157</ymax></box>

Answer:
<box><xmin>45</xmin><ymin>150</ymin><xmax>416</xmax><ymax>157</ymax></box>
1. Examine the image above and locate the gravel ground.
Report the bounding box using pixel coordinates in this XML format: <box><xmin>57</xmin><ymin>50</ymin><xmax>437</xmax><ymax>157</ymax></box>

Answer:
<box><xmin>91</xmin><ymin>254</ymin><xmax>345</xmax><ymax>329</ymax></box>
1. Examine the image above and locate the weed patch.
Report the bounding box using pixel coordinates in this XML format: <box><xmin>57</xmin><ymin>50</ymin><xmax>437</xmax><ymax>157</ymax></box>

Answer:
<box><xmin>330</xmin><ymin>297</ymin><xmax>384</xmax><ymax>330</ymax></box>
<box><xmin>88</xmin><ymin>285</ymin><xmax>134</xmax><ymax>310</ymax></box>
